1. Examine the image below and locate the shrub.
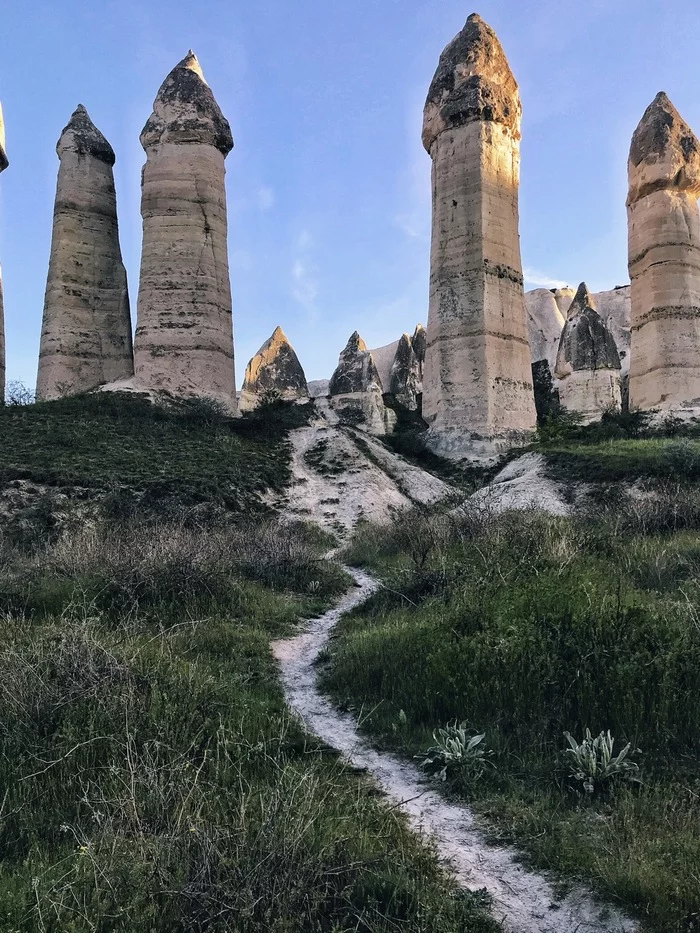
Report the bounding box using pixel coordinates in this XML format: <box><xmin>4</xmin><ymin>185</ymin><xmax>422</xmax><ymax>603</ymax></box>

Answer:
<box><xmin>420</xmin><ymin>723</ymin><xmax>491</xmax><ymax>782</ymax></box>
<box><xmin>563</xmin><ymin>728</ymin><xmax>641</xmax><ymax>795</ymax></box>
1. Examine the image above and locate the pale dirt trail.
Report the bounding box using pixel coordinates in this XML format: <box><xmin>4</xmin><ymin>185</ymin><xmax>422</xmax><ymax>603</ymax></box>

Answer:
<box><xmin>272</xmin><ymin>565</ymin><xmax>638</xmax><ymax>933</ymax></box>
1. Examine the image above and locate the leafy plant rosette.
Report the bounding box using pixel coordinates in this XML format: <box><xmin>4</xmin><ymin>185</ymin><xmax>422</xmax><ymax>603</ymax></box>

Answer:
<box><xmin>563</xmin><ymin>728</ymin><xmax>642</xmax><ymax>795</ymax></box>
<box><xmin>419</xmin><ymin>721</ymin><xmax>492</xmax><ymax>783</ymax></box>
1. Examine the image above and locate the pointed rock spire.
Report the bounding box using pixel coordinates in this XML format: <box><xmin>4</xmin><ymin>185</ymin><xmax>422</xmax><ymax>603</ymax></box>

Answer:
<box><xmin>36</xmin><ymin>107</ymin><xmax>133</xmax><ymax>401</ymax></box>
<box><xmin>422</xmin><ymin>12</ymin><xmax>521</xmax><ymax>153</ymax></box>
<box><xmin>329</xmin><ymin>332</ymin><xmax>392</xmax><ymax>434</ymax></box>
<box><xmin>134</xmin><ymin>52</ymin><xmax>236</xmax><ymax>407</ymax></box>
<box><xmin>389</xmin><ymin>333</ymin><xmax>421</xmax><ymax>411</ymax></box>
<box><xmin>421</xmin><ymin>14</ymin><xmax>535</xmax><ymax>459</ymax></box>
<box><xmin>0</xmin><ymin>101</ymin><xmax>8</xmax><ymax>172</ymax></box>
<box><xmin>627</xmin><ymin>92</ymin><xmax>700</xmax><ymax>413</ymax></box>
<box><xmin>411</xmin><ymin>324</ymin><xmax>426</xmax><ymax>366</ymax></box>
<box><xmin>239</xmin><ymin>326</ymin><xmax>309</xmax><ymax>411</ymax></box>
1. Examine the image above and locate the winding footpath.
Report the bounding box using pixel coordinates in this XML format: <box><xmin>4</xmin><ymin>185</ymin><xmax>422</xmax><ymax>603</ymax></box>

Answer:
<box><xmin>272</xmin><ymin>565</ymin><xmax>638</xmax><ymax>933</ymax></box>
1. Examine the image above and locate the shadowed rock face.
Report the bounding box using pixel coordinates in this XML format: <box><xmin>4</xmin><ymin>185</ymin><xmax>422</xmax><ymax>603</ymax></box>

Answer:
<box><xmin>0</xmin><ymin>101</ymin><xmax>7</xmax><ymax>172</ymax></box>
<box><xmin>239</xmin><ymin>326</ymin><xmax>308</xmax><ymax>411</ymax></box>
<box><xmin>329</xmin><ymin>332</ymin><xmax>392</xmax><ymax>435</ymax></box>
<box><xmin>36</xmin><ymin>105</ymin><xmax>133</xmax><ymax>401</ymax></box>
<box><xmin>134</xmin><ymin>52</ymin><xmax>236</xmax><ymax>406</ymax></box>
<box><xmin>555</xmin><ymin>283</ymin><xmax>621</xmax><ymax>419</ymax></box>
<box><xmin>389</xmin><ymin>333</ymin><xmax>421</xmax><ymax>411</ymax></box>
<box><xmin>421</xmin><ymin>14</ymin><xmax>536</xmax><ymax>459</ymax></box>
<box><xmin>627</xmin><ymin>92</ymin><xmax>700</xmax><ymax>412</ymax></box>
<box><xmin>411</xmin><ymin>324</ymin><xmax>426</xmax><ymax>366</ymax></box>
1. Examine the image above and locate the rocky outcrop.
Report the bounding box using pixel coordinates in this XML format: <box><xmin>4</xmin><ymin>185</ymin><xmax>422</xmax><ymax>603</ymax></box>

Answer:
<box><xmin>369</xmin><ymin>338</ymin><xmax>400</xmax><ymax>391</ymax></box>
<box><xmin>525</xmin><ymin>289</ymin><xmax>565</xmax><ymax>371</ymax></box>
<box><xmin>36</xmin><ymin>105</ymin><xmax>133</xmax><ymax>401</ymax></box>
<box><xmin>329</xmin><ymin>332</ymin><xmax>394</xmax><ymax>434</ymax></box>
<box><xmin>627</xmin><ymin>92</ymin><xmax>700</xmax><ymax>414</ymax></box>
<box><xmin>0</xmin><ymin>101</ymin><xmax>7</xmax><ymax>403</ymax></box>
<box><xmin>239</xmin><ymin>326</ymin><xmax>308</xmax><ymax>411</ymax></box>
<box><xmin>554</xmin><ymin>283</ymin><xmax>621</xmax><ymax>419</ymax></box>
<box><xmin>552</xmin><ymin>287</ymin><xmax>575</xmax><ymax>319</ymax></box>
<box><xmin>389</xmin><ymin>333</ymin><xmax>421</xmax><ymax>411</ymax></box>
<box><xmin>133</xmin><ymin>52</ymin><xmax>236</xmax><ymax>407</ymax></box>
<box><xmin>411</xmin><ymin>323</ymin><xmax>427</xmax><ymax>368</ymax></box>
<box><xmin>421</xmin><ymin>14</ymin><xmax>536</xmax><ymax>460</ymax></box>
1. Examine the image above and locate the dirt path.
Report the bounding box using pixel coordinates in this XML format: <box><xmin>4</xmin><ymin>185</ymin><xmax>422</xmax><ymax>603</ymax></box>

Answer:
<box><xmin>272</xmin><ymin>566</ymin><xmax>638</xmax><ymax>933</ymax></box>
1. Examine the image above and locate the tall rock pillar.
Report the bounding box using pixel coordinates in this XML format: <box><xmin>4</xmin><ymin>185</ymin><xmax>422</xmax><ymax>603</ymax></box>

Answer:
<box><xmin>628</xmin><ymin>92</ymin><xmax>700</xmax><ymax>413</ymax></box>
<box><xmin>36</xmin><ymin>106</ymin><xmax>132</xmax><ymax>401</ymax></box>
<box><xmin>0</xmin><ymin>101</ymin><xmax>8</xmax><ymax>403</ymax></box>
<box><xmin>133</xmin><ymin>52</ymin><xmax>236</xmax><ymax>407</ymax></box>
<box><xmin>421</xmin><ymin>14</ymin><xmax>536</xmax><ymax>458</ymax></box>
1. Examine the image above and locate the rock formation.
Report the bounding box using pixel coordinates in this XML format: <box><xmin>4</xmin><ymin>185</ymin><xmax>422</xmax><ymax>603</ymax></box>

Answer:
<box><xmin>411</xmin><ymin>323</ymin><xmax>427</xmax><ymax>368</ymax></box>
<box><xmin>627</xmin><ymin>92</ymin><xmax>700</xmax><ymax>413</ymax></box>
<box><xmin>421</xmin><ymin>14</ymin><xmax>536</xmax><ymax>459</ymax></box>
<box><xmin>389</xmin><ymin>333</ymin><xmax>421</xmax><ymax>411</ymax></box>
<box><xmin>525</xmin><ymin>289</ymin><xmax>565</xmax><ymax>373</ymax></box>
<box><xmin>36</xmin><ymin>105</ymin><xmax>133</xmax><ymax>401</ymax></box>
<box><xmin>554</xmin><ymin>282</ymin><xmax>621</xmax><ymax>419</ymax></box>
<box><xmin>329</xmin><ymin>331</ymin><xmax>394</xmax><ymax>434</ymax></box>
<box><xmin>239</xmin><ymin>326</ymin><xmax>308</xmax><ymax>411</ymax></box>
<box><xmin>552</xmin><ymin>287</ymin><xmax>576</xmax><ymax>319</ymax></box>
<box><xmin>133</xmin><ymin>52</ymin><xmax>236</xmax><ymax>407</ymax></box>
<box><xmin>0</xmin><ymin>101</ymin><xmax>7</xmax><ymax>403</ymax></box>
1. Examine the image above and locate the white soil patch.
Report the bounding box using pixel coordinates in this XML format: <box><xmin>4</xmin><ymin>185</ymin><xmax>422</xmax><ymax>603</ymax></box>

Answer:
<box><xmin>272</xmin><ymin>567</ymin><xmax>637</xmax><ymax>933</ymax></box>
<box><xmin>470</xmin><ymin>453</ymin><xmax>570</xmax><ymax>516</ymax></box>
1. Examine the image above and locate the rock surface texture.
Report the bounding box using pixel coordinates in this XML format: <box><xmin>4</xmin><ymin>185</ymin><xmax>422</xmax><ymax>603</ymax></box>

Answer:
<box><xmin>627</xmin><ymin>92</ymin><xmax>700</xmax><ymax>413</ymax></box>
<box><xmin>133</xmin><ymin>52</ymin><xmax>236</xmax><ymax>407</ymax></box>
<box><xmin>36</xmin><ymin>106</ymin><xmax>133</xmax><ymax>401</ymax></box>
<box><xmin>0</xmin><ymin>101</ymin><xmax>7</xmax><ymax>402</ymax></box>
<box><xmin>421</xmin><ymin>14</ymin><xmax>536</xmax><ymax>459</ymax></box>
<box><xmin>239</xmin><ymin>326</ymin><xmax>308</xmax><ymax>411</ymax></box>
<box><xmin>329</xmin><ymin>332</ymin><xmax>393</xmax><ymax>434</ymax></box>
<box><xmin>554</xmin><ymin>283</ymin><xmax>621</xmax><ymax>419</ymax></box>
<box><xmin>525</xmin><ymin>288</ymin><xmax>565</xmax><ymax>371</ymax></box>
<box><xmin>389</xmin><ymin>333</ymin><xmax>422</xmax><ymax>410</ymax></box>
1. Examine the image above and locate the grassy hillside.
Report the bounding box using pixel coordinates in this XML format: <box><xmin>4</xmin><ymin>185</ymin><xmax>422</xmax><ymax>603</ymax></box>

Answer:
<box><xmin>324</xmin><ymin>443</ymin><xmax>700</xmax><ymax>933</ymax></box>
<box><xmin>0</xmin><ymin>395</ymin><xmax>496</xmax><ymax>933</ymax></box>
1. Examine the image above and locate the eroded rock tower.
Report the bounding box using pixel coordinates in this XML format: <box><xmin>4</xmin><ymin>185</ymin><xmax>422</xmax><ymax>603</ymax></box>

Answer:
<box><xmin>421</xmin><ymin>13</ymin><xmax>536</xmax><ymax>458</ymax></box>
<box><xmin>133</xmin><ymin>52</ymin><xmax>236</xmax><ymax>406</ymax></box>
<box><xmin>627</xmin><ymin>92</ymin><xmax>700</xmax><ymax>413</ymax></box>
<box><xmin>36</xmin><ymin>106</ymin><xmax>132</xmax><ymax>401</ymax></box>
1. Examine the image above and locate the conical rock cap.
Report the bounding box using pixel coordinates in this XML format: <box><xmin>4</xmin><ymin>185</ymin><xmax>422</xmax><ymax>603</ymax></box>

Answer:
<box><xmin>242</xmin><ymin>326</ymin><xmax>308</xmax><ymax>396</ymax></box>
<box><xmin>57</xmin><ymin>104</ymin><xmax>115</xmax><ymax>165</ymax></box>
<box><xmin>423</xmin><ymin>13</ymin><xmax>520</xmax><ymax>151</ymax></box>
<box><xmin>141</xmin><ymin>50</ymin><xmax>233</xmax><ymax>154</ymax></box>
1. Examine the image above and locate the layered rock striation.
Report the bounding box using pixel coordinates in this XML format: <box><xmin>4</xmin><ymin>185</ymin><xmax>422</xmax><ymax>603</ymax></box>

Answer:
<box><xmin>36</xmin><ymin>105</ymin><xmax>133</xmax><ymax>401</ymax></box>
<box><xmin>329</xmin><ymin>331</ymin><xmax>393</xmax><ymax>434</ymax></box>
<box><xmin>133</xmin><ymin>52</ymin><xmax>236</xmax><ymax>406</ymax></box>
<box><xmin>239</xmin><ymin>326</ymin><xmax>308</xmax><ymax>411</ymax></box>
<box><xmin>421</xmin><ymin>13</ymin><xmax>536</xmax><ymax>459</ymax></box>
<box><xmin>554</xmin><ymin>283</ymin><xmax>621</xmax><ymax>419</ymax></box>
<box><xmin>627</xmin><ymin>92</ymin><xmax>700</xmax><ymax>413</ymax></box>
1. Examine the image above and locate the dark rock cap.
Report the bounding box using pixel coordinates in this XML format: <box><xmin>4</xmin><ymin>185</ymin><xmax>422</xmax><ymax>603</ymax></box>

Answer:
<box><xmin>140</xmin><ymin>50</ymin><xmax>234</xmax><ymax>155</ymax></box>
<box><xmin>556</xmin><ymin>282</ymin><xmax>621</xmax><ymax>374</ymax></box>
<box><xmin>56</xmin><ymin>105</ymin><xmax>115</xmax><ymax>165</ymax></box>
<box><xmin>0</xmin><ymin>101</ymin><xmax>7</xmax><ymax>172</ymax></box>
<box><xmin>423</xmin><ymin>13</ymin><xmax>521</xmax><ymax>152</ymax></box>
<box><xmin>628</xmin><ymin>91</ymin><xmax>700</xmax><ymax>202</ymax></box>
<box><xmin>389</xmin><ymin>333</ymin><xmax>420</xmax><ymax>409</ymax></box>
<box><xmin>242</xmin><ymin>326</ymin><xmax>308</xmax><ymax>395</ymax></box>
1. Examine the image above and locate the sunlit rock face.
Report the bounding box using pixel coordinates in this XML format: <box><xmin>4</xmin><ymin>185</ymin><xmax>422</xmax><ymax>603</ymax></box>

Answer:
<box><xmin>627</xmin><ymin>92</ymin><xmax>700</xmax><ymax>413</ymax></box>
<box><xmin>239</xmin><ymin>326</ymin><xmax>308</xmax><ymax>411</ymax></box>
<box><xmin>421</xmin><ymin>14</ymin><xmax>536</xmax><ymax>460</ymax></box>
<box><xmin>0</xmin><ymin>101</ymin><xmax>7</xmax><ymax>403</ymax></box>
<box><xmin>554</xmin><ymin>283</ymin><xmax>621</xmax><ymax>420</ymax></box>
<box><xmin>329</xmin><ymin>331</ymin><xmax>394</xmax><ymax>434</ymax></box>
<box><xmin>133</xmin><ymin>52</ymin><xmax>236</xmax><ymax>407</ymax></box>
<box><xmin>525</xmin><ymin>289</ymin><xmax>565</xmax><ymax>371</ymax></box>
<box><xmin>36</xmin><ymin>106</ymin><xmax>132</xmax><ymax>401</ymax></box>
<box><xmin>389</xmin><ymin>333</ymin><xmax>422</xmax><ymax>411</ymax></box>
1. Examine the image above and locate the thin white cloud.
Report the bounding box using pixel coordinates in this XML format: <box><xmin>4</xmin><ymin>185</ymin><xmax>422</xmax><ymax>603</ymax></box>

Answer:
<box><xmin>523</xmin><ymin>267</ymin><xmax>571</xmax><ymax>290</ymax></box>
<box><xmin>257</xmin><ymin>186</ymin><xmax>275</xmax><ymax>211</ymax></box>
<box><xmin>292</xmin><ymin>259</ymin><xmax>319</xmax><ymax>315</ymax></box>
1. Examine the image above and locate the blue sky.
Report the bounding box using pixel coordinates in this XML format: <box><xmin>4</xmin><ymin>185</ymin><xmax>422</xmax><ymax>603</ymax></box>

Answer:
<box><xmin>2</xmin><ymin>0</ymin><xmax>700</xmax><ymax>388</ymax></box>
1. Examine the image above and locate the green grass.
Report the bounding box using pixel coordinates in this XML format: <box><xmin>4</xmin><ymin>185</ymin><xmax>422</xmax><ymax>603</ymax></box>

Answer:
<box><xmin>324</xmin><ymin>506</ymin><xmax>700</xmax><ymax>932</ymax></box>
<box><xmin>0</xmin><ymin>396</ymin><xmax>497</xmax><ymax>933</ymax></box>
